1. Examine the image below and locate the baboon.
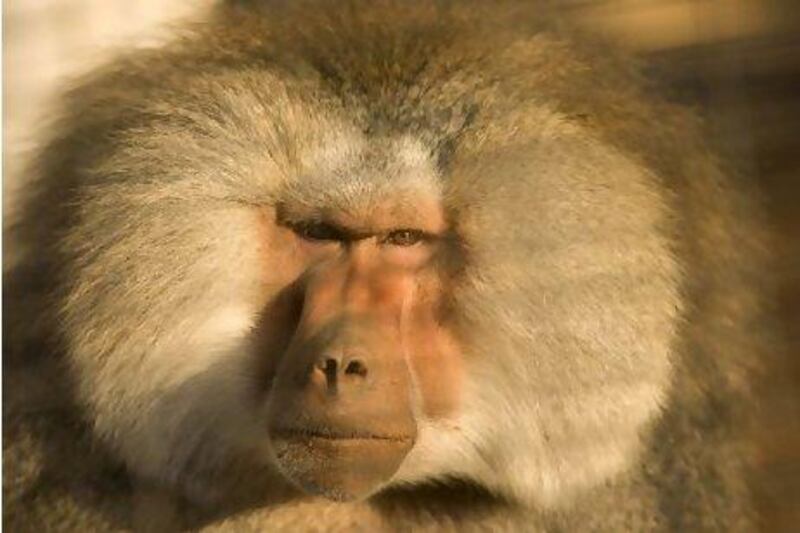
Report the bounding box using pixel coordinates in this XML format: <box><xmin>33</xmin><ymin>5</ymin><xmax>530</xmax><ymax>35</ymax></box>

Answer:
<box><xmin>3</xmin><ymin>0</ymin><xmax>772</xmax><ymax>530</ymax></box>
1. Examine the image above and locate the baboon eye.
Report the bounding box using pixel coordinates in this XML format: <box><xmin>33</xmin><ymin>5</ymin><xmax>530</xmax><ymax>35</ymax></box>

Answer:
<box><xmin>381</xmin><ymin>229</ymin><xmax>426</xmax><ymax>247</ymax></box>
<box><xmin>292</xmin><ymin>221</ymin><xmax>343</xmax><ymax>242</ymax></box>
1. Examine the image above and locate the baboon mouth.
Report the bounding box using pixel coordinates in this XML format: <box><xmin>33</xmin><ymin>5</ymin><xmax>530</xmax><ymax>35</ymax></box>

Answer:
<box><xmin>270</xmin><ymin>426</ymin><xmax>413</xmax><ymax>443</ymax></box>
<box><xmin>269</xmin><ymin>424</ymin><xmax>416</xmax><ymax>501</ymax></box>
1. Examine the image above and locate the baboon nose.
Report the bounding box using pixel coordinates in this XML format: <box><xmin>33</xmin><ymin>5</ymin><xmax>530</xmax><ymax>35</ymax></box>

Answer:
<box><xmin>313</xmin><ymin>355</ymin><xmax>369</xmax><ymax>392</ymax></box>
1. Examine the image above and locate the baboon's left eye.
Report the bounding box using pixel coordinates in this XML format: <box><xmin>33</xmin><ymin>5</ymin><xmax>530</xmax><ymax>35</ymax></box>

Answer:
<box><xmin>381</xmin><ymin>229</ymin><xmax>426</xmax><ymax>247</ymax></box>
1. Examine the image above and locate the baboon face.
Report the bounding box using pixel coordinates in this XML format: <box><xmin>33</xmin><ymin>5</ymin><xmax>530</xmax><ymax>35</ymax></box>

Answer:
<box><xmin>253</xmin><ymin>139</ymin><xmax>462</xmax><ymax>500</ymax></box>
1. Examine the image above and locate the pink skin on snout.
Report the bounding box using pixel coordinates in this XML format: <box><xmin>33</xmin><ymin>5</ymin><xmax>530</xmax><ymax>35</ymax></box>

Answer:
<box><xmin>255</xmin><ymin>201</ymin><xmax>462</xmax><ymax>500</ymax></box>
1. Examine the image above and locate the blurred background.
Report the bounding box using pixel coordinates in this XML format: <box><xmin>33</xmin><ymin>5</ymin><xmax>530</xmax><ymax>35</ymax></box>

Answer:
<box><xmin>3</xmin><ymin>0</ymin><xmax>798</xmax><ymax>529</ymax></box>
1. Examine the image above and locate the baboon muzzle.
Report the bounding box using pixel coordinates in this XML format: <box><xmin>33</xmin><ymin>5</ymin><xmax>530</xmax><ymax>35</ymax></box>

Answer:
<box><xmin>266</xmin><ymin>251</ymin><xmax>419</xmax><ymax>500</ymax></box>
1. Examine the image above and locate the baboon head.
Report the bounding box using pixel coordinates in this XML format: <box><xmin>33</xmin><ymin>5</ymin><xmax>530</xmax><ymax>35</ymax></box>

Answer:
<box><xmin>45</xmin><ymin>1</ymin><xmax>682</xmax><ymax>508</ymax></box>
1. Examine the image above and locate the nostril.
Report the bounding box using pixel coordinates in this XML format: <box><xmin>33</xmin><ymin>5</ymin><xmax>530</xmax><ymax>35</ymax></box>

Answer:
<box><xmin>344</xmin><ymin>359</ymin><xmax>368</xmax><ymax>377</ymax></box>
<box><xmin>314</xmin><ymin>357</ymin><xmax>339</xmax><ymax>389</ymax></box>
<box><xmin>324</xmin><ymin>358</ymin><xmax>337</xmax><ymax>374</ymax></box>
<box><xmin>314</xmin><ymin>357</ymin><xmax>338</xmax><ymax>371</ymax></box>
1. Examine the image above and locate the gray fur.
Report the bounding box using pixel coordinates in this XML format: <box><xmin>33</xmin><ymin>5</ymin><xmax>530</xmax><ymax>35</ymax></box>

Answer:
<box><xmin>4</xmin><ymin>1</ymin><xmax>770</xmax><ymax>530</ymax></box>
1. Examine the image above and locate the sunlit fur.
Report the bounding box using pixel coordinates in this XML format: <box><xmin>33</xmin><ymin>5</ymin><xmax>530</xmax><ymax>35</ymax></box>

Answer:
<box><xmin>4</xmin><ymin>1</ymin><xmax>770</xmax><ymax>530</ymax></box>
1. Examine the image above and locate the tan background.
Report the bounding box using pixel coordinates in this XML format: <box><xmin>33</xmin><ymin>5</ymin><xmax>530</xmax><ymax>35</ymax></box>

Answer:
<box><xmin>4</xmin><ymin>1</ymin><xmax>798</xmax><ymax>530</ymax></box>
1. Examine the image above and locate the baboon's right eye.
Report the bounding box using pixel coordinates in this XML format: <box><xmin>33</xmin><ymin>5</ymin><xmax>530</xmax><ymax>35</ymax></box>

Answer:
<box><xmin>292</xmin><ymin>221</ymin><xmax>344</xmax><ymax>242</ymax></box>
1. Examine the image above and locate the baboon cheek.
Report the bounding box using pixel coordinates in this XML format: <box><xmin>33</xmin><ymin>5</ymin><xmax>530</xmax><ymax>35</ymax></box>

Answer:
<box><xmin>408</xmin><ymin>324</ymin><xmax>463</xmax><ymax>419</ymax></box>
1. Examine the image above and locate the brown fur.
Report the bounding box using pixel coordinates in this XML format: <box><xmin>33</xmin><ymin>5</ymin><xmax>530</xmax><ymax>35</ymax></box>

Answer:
<box><xmin>3</xmin><ymin>1</ymin><xmax>772</xmax><ymax>530</ymax></box>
